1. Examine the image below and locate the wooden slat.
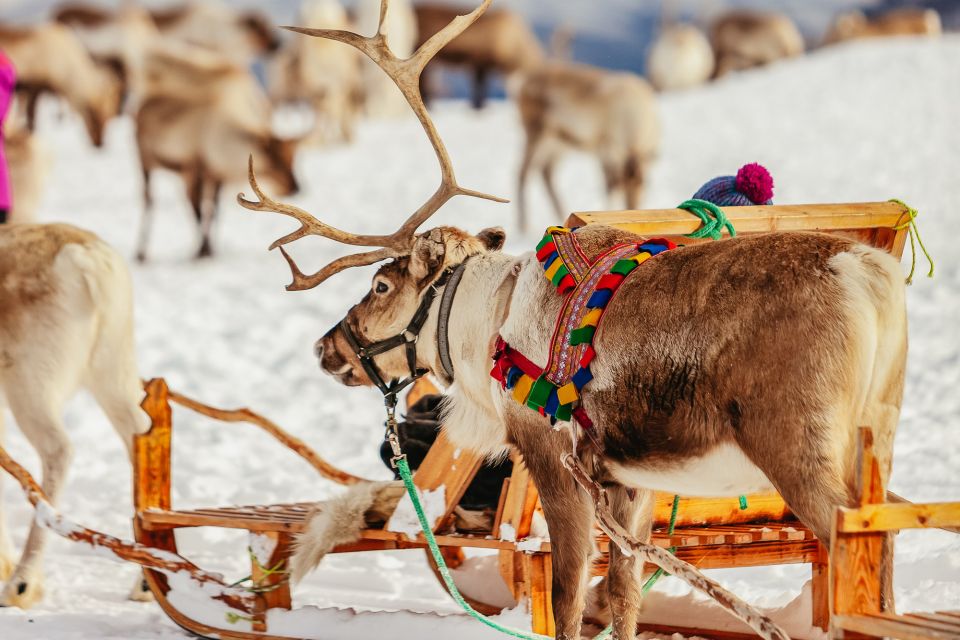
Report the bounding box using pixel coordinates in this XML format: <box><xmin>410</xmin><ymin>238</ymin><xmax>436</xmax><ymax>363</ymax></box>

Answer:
<box><xmin>811</xmin><ymin>542</ymin><xmax>830</xmax><ymax>632</ymax></box>
<box><xmin>832</xmin><ymin>428</ymin><xmax>887</xmax><ymax>621</ymax></box>
<box><xmin>904</xmin><ymin>614</ymin><xmax>960</xmax><ymax>634</ymax></box>
<box><xmin>834</xmin><ymin>614</ymin><xmax>960</xmax><ymax>640</ymax></box>
<box><xmin>410</xmin><ymin>430</ymin><xmax>484</xmax><ymax>531</ymax></box>
<box><xmin>838</xmin><ymin>502</ymin><xmax>960</xmax><ymax>533</ymax></box>
<box><xmin>567</xmin><ymin>202</ymin><xmax>908</xmax><ymax>236</ymax></box>
<box><xmin>651</xmin><ymin>492</ymin><xmax>795</xmax><ymax>528</ymax></box>
<box><xmin>251</xmin><ymin>531</ymin><xmax>292</xmax><ymax>632</ymax></box>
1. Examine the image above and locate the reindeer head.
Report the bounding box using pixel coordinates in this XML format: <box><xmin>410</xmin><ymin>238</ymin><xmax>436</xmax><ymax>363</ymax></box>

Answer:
<box><xmin>83</xmin><ymin>64</ymin><xmax>123</xmax><ymax>148</ymax></box>
<box><xmin>239</xmin><ymin>0</ymin><xmax>507</xmax><ymax>395</ymax></box>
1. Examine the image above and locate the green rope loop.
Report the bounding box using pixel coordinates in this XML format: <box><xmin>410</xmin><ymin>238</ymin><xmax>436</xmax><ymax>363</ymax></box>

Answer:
<box><xmin>678</xmin><ymin>199</ymin><xmax>737</xmax><ymax>240</ymax></box>
<box><xmin>889</xmin><ymin>199</ymin><xmax>934</xmax><ymax>285</ymax></box>
<box><xmin>640</xmin><ymin>494</ymin><xmax>680</xmax><ymax>594</ymax></box>
<box><xmin>395</xmin><ymin>455</ymin><xmax>569</xmax><ymax>639</ymax></box>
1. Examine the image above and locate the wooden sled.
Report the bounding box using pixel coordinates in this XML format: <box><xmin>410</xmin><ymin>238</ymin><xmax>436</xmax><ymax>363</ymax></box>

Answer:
<box><xmin>830</xmin><ymin>427</ymin><xmax>960</xmax><ymax>639</ymax></box>
<box><xmin>131</xmin><ymin>201</ymin><xmax>943</xmax><ymax>639</ymax></box>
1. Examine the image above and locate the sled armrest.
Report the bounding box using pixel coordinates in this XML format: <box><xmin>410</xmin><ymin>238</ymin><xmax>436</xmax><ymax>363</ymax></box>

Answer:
<box><xmin>135</xmin><ymin>378</ymin><xmax>173</xmax><ymax>513</ymax></box>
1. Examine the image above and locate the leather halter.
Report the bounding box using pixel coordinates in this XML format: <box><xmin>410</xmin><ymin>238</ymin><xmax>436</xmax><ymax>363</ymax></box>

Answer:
<box><xmin>339</xmin><ymin>260</ymin><xmax>469</xmax><ymax>406</ymax></box>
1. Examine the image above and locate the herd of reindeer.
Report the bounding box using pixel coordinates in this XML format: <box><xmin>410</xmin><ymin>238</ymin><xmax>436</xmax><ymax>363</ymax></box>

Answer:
<box><xmin>0</xmin><ymin>0</ymin><xmax>944</xmax><ymax>613</ymax></box>
<box><xmin>0</xmin><ymin>1</ymin><xmax>945</xmax><ymax>253</ymax></box>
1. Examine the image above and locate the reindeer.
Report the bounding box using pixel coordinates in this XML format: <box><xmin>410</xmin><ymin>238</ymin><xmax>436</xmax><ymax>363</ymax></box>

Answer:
<box><xmin>3</xmin><ymin>119</ymin><xmax>50</xmax><ymax>223</ymax></box>
<box><xmin>0</xmin><ymin>224</ymin><xmax>150</xmax><ymax>608</ymax></box>
<box><xmin>269</xmin><ymin>0</ymin><xmax>362</xmax><ymax>145</ymax></box>
<box><xmin>709</xmin><ymin>10</ymin><xmax>805</xmax><ymax>77</ymax></box>
<box><xmin>823</xmin><ymin>7</ymin><xmax>942</xmax><ymax>45</ymax></box>
<box><xmin>647</xmin><ymin>23</ymin><xmax>715</xmax><ymax>91</ymax></box>
<box><xmin>414</xmin><ymin>4</ymin><xmax>543</xmax><ymax>109</ymax></box>
<box><xmin>239</xmin><ymin>2</ymin><xmax>907</xmax><ymax>637</ymax></box>
<box><xmin>0</xmin><ymin>22</ymin><xmax>122</xmax><ymax>147</ymax></box>
<box><xmin>148</xmin><ymin>1</ymin><xmax>279</xmax><ymax>66</ymax></box>
<box><xmin>136</xmin><ymin>48</ymin><xmax>299</xmax><ymax>261</ymax></box>
<box><xmin>54</xmin><ymin>2</ymin><xmax>160</xmax><ymax>113</ymax></box>
<box><xmin>355</xmin><ymin>0</ymin><xmax>417</xmax><ymax>117</ymax></box>
<box><xmin>516</xmin><ymin>62</ymin><xmax>659</xmax><ymax>232</ymax></box>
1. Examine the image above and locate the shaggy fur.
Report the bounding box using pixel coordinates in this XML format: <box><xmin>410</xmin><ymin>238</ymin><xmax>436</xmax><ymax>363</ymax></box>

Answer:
<box><xmin>290</xmin><ymin>482</ymin><xmax>404</xmax><ymax>583</ymax></box>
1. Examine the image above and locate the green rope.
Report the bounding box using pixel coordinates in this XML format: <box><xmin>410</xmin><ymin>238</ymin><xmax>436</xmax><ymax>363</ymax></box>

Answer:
<box><xmin>889</xmin><ymin>199</ymin><xmax>934</xmax><ymax>285</ymax></box>
<box><xmin>395</xmin><ymin>456</ymin><xmax>564</xmax><ymax>639</ymax></box>
<box><xmin>678</xmin><ymin>199</ymin><xmax>737</xmax><ymax>240</ymax></box>
<box><xmin>640</xmin><ymin>494</ymin><xmax>680</xmax><ymax>594</ymax></box>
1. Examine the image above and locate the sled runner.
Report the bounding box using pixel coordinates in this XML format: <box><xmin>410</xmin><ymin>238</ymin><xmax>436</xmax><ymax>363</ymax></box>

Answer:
<box><xmin>125</xmin><ymin>201</ymin><xmax>951</xmax><ymax>640</ymax></box>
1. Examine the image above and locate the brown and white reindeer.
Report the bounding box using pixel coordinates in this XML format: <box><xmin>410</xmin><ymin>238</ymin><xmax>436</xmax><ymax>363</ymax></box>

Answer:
<box><xmin>0</xmin><ymin>224</ymin><xmax>150</xmax><ymax>608</ymax></box>
<box><xmin>823</xmin><ymin>7</ymin><xmax>942</xmax><ymax>46</ymax></box>
<box><xmin>136</xmin><ymin>48</ymin><xmax>300</xmax><ymax>261</ymax></box>
<box><xmin>0</xmin><ymin>22</ymin><xmax>123</xmax><ymax>148</ymax></box>
<box><xmin>709</xmin><ymin>10</ymin><xmax>805</xmax><ymax>77</ymax></box>
<box><xmin>414</xmin><ymin>3</ymin><xmax>544</xmax><ymax>110</ymax></box>
<box><xmin>239</xmin><ymin>2</ymin><xmax>907</xmax><ymax>638</ymax></box>
<box><xmin>515</xmin><ymin>61</ymin><xmax>659</xmax><ymax>232</ymax></box>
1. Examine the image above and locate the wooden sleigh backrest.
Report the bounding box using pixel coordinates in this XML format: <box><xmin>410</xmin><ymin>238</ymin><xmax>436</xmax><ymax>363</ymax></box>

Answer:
<box><xmin>567</xmin><ymin>202</ymin><xmax>910</xmax><ymax>260</ymax></box>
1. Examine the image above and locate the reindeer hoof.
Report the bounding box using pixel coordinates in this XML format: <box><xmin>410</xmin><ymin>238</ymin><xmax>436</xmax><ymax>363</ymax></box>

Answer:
<box><xmin>128</xmin><ymin>577</ymin><xmax>155</xmax><ymax>602</ymax></box>
<box><xmin>135</xmin><ymin>250</ymin><xmax>147</xmax><ymax>263</ymax></box>
<box><xmin>0</xmin><ymin>578</ymin><xmax>44</xmax><ymax>609</ymax></box>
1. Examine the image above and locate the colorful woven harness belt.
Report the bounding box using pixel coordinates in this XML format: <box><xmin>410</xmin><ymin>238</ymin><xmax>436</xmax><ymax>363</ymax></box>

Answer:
<box><xmin>491</xmin><ymin>226</ymin><xmax>676</xmax><ymax>429</ymax></box>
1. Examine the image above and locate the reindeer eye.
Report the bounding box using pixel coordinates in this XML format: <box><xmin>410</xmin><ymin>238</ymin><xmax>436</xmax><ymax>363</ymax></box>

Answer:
<box><xmin>375</xmin><ymin>281</ymin><xmax>390</xmax><ymax>294</ymax></box>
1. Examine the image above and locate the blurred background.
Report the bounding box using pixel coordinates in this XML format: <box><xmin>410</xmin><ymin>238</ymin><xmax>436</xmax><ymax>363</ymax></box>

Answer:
<box><xmin>0</xmin><ymin>2</ymin><xmax>957</xmax><ymax>637</ymax></box>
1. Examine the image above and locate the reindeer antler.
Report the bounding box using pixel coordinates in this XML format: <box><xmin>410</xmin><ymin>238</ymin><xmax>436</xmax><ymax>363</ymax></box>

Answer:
<box><xmin>238</xmin><ymin>0</ymin><xmax>507</xmax><ymax>291</ymax></box>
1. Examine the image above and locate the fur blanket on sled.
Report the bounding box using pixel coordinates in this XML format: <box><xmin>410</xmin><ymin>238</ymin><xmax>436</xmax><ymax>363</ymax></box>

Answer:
<box><xmin>290</xmin><ymin>394</ymin><xmax>512</xmax><ymax>582</ymax></box>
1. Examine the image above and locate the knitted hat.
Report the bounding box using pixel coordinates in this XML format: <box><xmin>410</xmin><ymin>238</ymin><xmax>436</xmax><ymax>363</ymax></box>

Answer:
<box><xmin>692</xmin><ymin>163</ymin><xmax>774</xmax><ymax>206</ymax></box>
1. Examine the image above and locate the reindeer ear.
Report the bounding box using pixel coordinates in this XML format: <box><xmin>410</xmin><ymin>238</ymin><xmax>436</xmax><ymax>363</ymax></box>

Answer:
<box><xmin>409</xmin><ymin>230</ymin><xmax>447</xmax><ymax>282</ymax></box>
<box><xmin>477</xmin><ymin>227</ymin><xmax>506</xmax><ymax>251</ymax></box>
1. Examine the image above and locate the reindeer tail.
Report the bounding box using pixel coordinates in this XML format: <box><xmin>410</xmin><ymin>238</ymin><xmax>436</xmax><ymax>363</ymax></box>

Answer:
<box><xmin>289</xmin><ymin>481</ymin><xmax>405</xmax><ymax>583</ymax></box>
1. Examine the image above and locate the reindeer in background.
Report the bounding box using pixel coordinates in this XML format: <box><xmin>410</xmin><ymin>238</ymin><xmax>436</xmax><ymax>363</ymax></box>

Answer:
<box><xmin>823</xmin><ymin>7</ymin><xmax>942</xmax><ymax>45</ymax></box>
<box><xmin>414</xmin><ymin>3</ymin><xmax>543</xmax><ymax>109</ymax></box>
<box><xmin>136</xmin><ymin>48</ymin><xmax>299</xmax><ymax>261</ymax></box>
<box><xmin>269</xmin><ymin>0</ymin><xmax>362</xmax><ymax>145</ymax></box>
<box><xmin>0</xmin><ymin>224</ymin><xmax>150</xmax><ymax>608</ymax></box>
<box><xmin>647</xmin><ymin>23</ymin><xmax>715</xmax><ymax>91</ymax></box>
<box><xmin>3</xmin><ymin>118</ymin><xmax>50</xmax><ymax>223</ymax></box>
<box><xmin>0</xmin><ymin>22</ymin><xmax>122</xmax><ymax>147</ymax></box>
<box><xmin>709</xmin><ymin>10</ymin><xmax>804</xmax><ymax>77</ymax></box>
<box><xmin>515</xmin><ymin>62</ymin><xmax>659</xmax><ymax>231</ymax></box>
<box><xmin>355</xmin><ymin>0</ymin><xmax>417</xmax><ymax>117</ymax></box>
<box><xmin>239</xmin><ymin>2</ymin><xmax>907</xmax><ymax>636</ymax></box>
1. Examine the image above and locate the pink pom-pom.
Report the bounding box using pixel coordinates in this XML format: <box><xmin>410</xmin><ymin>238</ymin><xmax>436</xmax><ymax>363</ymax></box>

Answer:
<box><xmin>735</xmin><ymin>163</ymin><xmax>774</xmax><ymax>204</ymax></box>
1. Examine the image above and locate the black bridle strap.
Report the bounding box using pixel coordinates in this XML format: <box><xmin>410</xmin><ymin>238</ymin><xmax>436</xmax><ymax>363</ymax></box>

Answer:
<box><xmin>436</xmin><ymin>260</ymin><xmax>469</xmax><ymax>383</ymax></box>
<box><xmin>340</xmin><ymin>266</ymin><xmax>456</xmax><ymax>402</ymax></box>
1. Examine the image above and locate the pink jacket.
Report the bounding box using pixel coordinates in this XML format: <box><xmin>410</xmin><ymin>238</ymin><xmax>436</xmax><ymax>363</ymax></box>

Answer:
<box><xmin>0</xmin><ymin>50</ymin><xmax>15</xmax><ymax>211</ymax></box>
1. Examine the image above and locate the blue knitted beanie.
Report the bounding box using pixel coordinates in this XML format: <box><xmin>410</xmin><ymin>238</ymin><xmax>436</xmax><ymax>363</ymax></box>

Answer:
<box><xmin>692</xmin><ymin>163</ymin><xmax>774</xmax><ymax>206</ymax></box>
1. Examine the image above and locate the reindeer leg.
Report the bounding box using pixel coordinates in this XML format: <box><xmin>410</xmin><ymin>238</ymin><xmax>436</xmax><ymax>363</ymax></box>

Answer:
<box><xmin>511</xmin><ymin>424</ymin><xmax>594</xmax><ymax>640</ymax></box>
<box><xmin>541</xmin><ymin>157</ymin><xmax>567</xmax><ymax>222</ymax></box>
<box><xmin>0</xmin><ymin>409</ymin><xmax>14</xmax><ymax>581</ymax></box>
<box><xmin>0</xmin><ymin>392</ymin><xmax>72</xmax><ymax>608</ymax></box>
<box><xmin>135</xmin><ymin>165</ymin><xmax>153</xmax><ymax>263</ymax></box>
<box><xmin>604</xmin><ymin>485</ymin><xmax>654</xmax><ymax>639</ymax></box>
<box><xmin>185</xmin><ymin>167</ymin><xmax>213</xmax><ymax>259</ymax></box>
<box><xmin>517</xmin><ymin>140</ymin><xmax>536</xmax><ymax>233</ymax></box>
<box><xmin>471</xmin><ymin>65</ymin><xmax>490</xmax><ymax>110</ymax></box>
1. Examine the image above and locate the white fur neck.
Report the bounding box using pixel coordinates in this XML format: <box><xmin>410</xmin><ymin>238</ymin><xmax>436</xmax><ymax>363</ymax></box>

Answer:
<box><xmin>415</xmin><ymin>251</ymin><xmax>520</xmax><ymax>458</ymax></box>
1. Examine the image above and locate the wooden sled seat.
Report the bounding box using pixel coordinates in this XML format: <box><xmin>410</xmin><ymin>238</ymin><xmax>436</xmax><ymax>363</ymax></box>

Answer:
<box><xmin>138</xmin><ymin>501</ymin><xmax>816</xmax><ymax>553</ymax></box>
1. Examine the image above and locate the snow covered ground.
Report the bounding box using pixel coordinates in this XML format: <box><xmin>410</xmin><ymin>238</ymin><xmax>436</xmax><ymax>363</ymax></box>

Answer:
<box><xmin>2</xmin><ymin>35</ymin><xmax>959</xmax><ymax>639</ymax></box>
